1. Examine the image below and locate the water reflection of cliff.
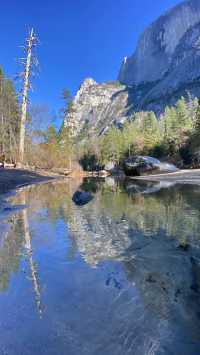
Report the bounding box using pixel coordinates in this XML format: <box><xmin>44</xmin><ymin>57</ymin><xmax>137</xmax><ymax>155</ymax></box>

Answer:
<box><xmin>67</xmin><ymin>178</ymin><xmax>200</xmax><ymax>265</ymax></box>
<box><xmin>66</xmin><ymin>178</ymin><xmax>200</xmax><ymax>353</ymax></box>
<box><xmin>0</xmin><ymin>178</ymin><xmax>200</xmax><ymax>353</ymax></box>
<box><xmin>3</xmin><ymin>178</ymin><xmax>200</xmax><ymax>268</ymax></box>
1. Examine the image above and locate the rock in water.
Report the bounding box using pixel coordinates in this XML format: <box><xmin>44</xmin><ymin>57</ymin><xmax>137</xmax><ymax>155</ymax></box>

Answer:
<box><xmin>123</xmin><ymin>156</ymin><xmax>178</xmax><ymax>176</ymax></box>
<box><xmin>72</xmin><ymin>191</ymin><xmax>93</xmax><ymax>206</ymax></box>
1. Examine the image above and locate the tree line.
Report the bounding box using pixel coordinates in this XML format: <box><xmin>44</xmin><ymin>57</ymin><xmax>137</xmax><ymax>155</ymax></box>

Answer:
<box><xmin>1</xmin><ymin>28</ymin><xmax>200</xmax><ymax>171</ymax></box>
<box><xmin>0</xmin><ymin>67</ymin><xmax>20</xmax><ymax>162</ymax></box>
<box><xmin>0</xmin><ymin>61</ymin><xmax>75</xmax><ymax>169</ymax></box>
<box><xmin>78</xmin><ymin>96</ymin><xmax>200</xmax><ymax>170</ymax></box>
<box><xmin>1</xmin><ymin>69</ymin><xmax>200</xmax><ymax>170</ymax></box>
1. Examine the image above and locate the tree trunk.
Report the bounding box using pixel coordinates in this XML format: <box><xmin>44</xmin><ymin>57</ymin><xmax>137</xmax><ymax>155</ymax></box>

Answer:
<box><xmin>19</xmin><ymin>29</ymin><xmax>35</xmax><ymax>165</ymax></box>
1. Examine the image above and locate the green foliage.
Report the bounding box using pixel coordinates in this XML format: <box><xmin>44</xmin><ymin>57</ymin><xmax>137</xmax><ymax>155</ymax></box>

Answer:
<box><xmin>176</xmin><ymin>97</ymin><xmax>192</xmax><ymax>130</ymax></box>
<box><xmin>194</xmin><ymin>99</ymin><xmax>200</xmax><ymax>134</ymax></box>
<box><xmin>26</xmin><ymin>93</ymin><xmax>77</xmax><ymax>169</ymax></box>
<box><xmin>121</xmin><ymin>119</ymin><xmax>141</xmax><ymax>156</ymax></box>
<box><xmin>160</xmin><ymin>97</ymin><xmax>194</xmax><ymax>156</ymax></box>
<box><xmin>24</xmin><ymin>91</ymin><xmax>200</xmax><ymax>170</ymax></box>
<box><xmin>77</xmin><ymin>96</ymin><xmax>200</xmax><ymax>168</ymax></box>
<box><xmin>79</xmin><ymin>154</ymin><xmax>101</xmax><ymax>171</ymax></box>
<box><xmin>183</xmin><ymin>99</ymin><xmax>200</xmax><ymax>166</ymax></box>
<box><xmin>100</xmin><ymin>127</ymin><xmax>124</xmax><ymax>163</ymax></box>
<box><xmin>45</xmin><ymin>125</ymin><xmax>58</xmax><ymax>143</ymax></box>
<box><xmin>60</xmin><ymin>88</ymin><xmax>74</xmax><ymax>117</ymax></box>
<box><xmin>97</xmin><ymin>111</ymin><xmax>162</xmax><ymax>164</ymax></box>
<box><xmin>142</xmin><ymin>112</ymin><xmax>161</xmax><ymax>152</ymax></box>
<box><xmin>0</xmin><ymin>67</ymin><xmax>20</xmax><ymax>160</ymax></box>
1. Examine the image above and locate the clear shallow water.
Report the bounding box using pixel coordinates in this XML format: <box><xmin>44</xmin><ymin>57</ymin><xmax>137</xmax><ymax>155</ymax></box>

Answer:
<box><xmin>0</xmin><ymin>178</ymin><xmax>200</xmax><ymax>355</ymax></box>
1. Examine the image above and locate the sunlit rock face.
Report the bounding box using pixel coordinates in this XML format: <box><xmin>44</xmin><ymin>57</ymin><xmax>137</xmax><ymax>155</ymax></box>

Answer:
<box><xmin>118</xmin><ymin>0</ymin><xmax>200</xmax><ymax>112</ymax></box>
<box><xmin>65</xmin><ymin>0</ymin><xmax>200</xmax><ymax>137</ymax></box>
<box><xmin>141</xmin><ymin>21</ymin><xmax>200</xmax><ymax>111</ymax></box>
<box><xmin>119</xmin><ymin>0</ymin><xmax>200</xmax><ymax>85</ymax></box>
<box><xmin>64</xmin><ymin>78</ymin><xmax>128</xmax><ymax>137</ymax></box>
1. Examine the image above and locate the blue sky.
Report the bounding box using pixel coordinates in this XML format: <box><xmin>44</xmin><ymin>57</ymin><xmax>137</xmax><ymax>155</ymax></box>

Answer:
<box><xmin>0</xmin><ymin>0</ymin><xmax>182</xmax><ymax>119</ymax></box>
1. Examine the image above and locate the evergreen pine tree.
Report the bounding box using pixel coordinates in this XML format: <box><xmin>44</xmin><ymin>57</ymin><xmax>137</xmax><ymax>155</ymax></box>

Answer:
<box><xmin>194</xmin><ymin>99</ymin><xmax>200</xmax><ymax>134</ymax></box>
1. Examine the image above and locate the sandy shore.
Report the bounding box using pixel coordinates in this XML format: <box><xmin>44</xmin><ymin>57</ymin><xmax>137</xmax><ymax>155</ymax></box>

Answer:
<box><xmin>132</xmin><ymin>169</ymin><xmax>200</xmax><ymax>184</ymax></box>
<box><xmin>0</xmin><ymin>168</ymin><xmax>57</xmax><ymax>195</ymax></box>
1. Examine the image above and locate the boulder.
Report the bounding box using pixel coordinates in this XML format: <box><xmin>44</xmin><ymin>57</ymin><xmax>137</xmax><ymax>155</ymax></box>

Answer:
<box><xmin>123</xmin><ymin>156</ymin><xmax>178</xmax><ymax>176</ymax></box>
<box><xmin>72</xmin><ymin>190</ymin><xmax>93</xmax><ymax>206</ymax></box>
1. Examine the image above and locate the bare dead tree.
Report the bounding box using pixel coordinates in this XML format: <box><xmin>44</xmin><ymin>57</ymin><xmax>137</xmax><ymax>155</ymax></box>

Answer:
<box><xmin>18</xmin><ymin>28</ymin><xmax>39</xmax><ymax>165</ymax></box>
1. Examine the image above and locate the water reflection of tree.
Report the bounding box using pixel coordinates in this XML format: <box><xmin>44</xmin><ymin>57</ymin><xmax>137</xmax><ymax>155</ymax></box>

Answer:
<box><xmin>22</xmin><ymin>180</ymin><xmax>80</xmax><ymax>222</ymax></box>
<box><xmin>8</xmin><ymin>179</ymin><xmax>200</xmax><ymax>269</ymax></box>
<box><xmin>0</xmin><ymin>216</ymin><xmax>23</xmax><ymax>291</ymax></box>
<box><xmin>18</xmin><ymin>182</ymin><xmax>80</xmax><ymax>263</ymax></box>
<box><xmin>61</xmin><ymin>179</ymin><xmax>200</xmax><ymax>353</ymax></box>
<box><xmin>66</xmin><ymin>180</ymin><xmax>200</xmax><ymax>265</ymax></box>
<box><xmin>21</xmin><ymin>190</ymin><xmax>43</xmax><ymax>317</ymax></box>
<box><xmin>100</xmin><ymin>183</ymin><xmax>200</xmax><ymax>247</ymax></box>
<box><xmin>22</xmin><ymin>179</ymin><xmax>200</xmax><ymax>266</ymax></box>
<box><xmin>0</xmin><ymin>189</ymin><xmax>44</xmax><ymax>315</ymax></box>
<box><xmin>1</xmin><ymin>179</ymin><xmax>199</xmax><ymax>353</ymax></box>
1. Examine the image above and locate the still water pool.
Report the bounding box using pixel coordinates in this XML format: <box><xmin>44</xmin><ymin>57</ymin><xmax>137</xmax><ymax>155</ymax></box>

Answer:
<box><xmin>0</xmin><ymin>177</ymin><xmax>200</xmax><ymax>355</ymax></box>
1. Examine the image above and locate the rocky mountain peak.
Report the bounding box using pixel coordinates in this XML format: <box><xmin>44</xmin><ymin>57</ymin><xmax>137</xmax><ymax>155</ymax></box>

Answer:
<box><xmin>79</xmin><ymin>78</ymin><xmax>97</xmax><ymax>89</ymax></box>
<box><xmin>64</xmin><ymin>0</ymin><xmax>200</xmax><ymax>139</ymax></box>
<box><xmin>118</xmin><ymin>0</ymin><xmax>200</xmax><ymax>85</ymax></box>
<box><xmin>74</xmin><ymin>77</ymin><xmax>97</xmax><ymax>105</ymax></box>
<box><xmin>64</xmin><ymin>79</ymin><xmax>128</xmax><ymax>137</ymax></box>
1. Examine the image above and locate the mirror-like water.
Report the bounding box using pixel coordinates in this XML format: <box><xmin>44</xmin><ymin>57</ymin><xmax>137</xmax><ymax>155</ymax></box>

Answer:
<box><xmin>0</xmin><ymin>177</ymin><xmax>200</xmax><ymax>355</ymax></box>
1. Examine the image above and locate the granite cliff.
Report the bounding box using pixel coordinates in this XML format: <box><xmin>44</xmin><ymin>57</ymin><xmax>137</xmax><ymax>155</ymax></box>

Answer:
<box><xmin>65</xmin><ymin>0</ymin><xmax>200</xmax><ymax>138</ymax></box>
<box><xmin>119</xmin><ymin>0</ymin><xmax>200</xmax><ymax>85</ymax></box>
<box><xmin>65</xmin><ymin>78</ymin><xmax>129</xmax><ymax>137</ymax></box>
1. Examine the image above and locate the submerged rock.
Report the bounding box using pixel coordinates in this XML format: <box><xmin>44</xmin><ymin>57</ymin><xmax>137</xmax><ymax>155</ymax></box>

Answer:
<box><xmin>123</xmin><ymin>156</ymin><xmax>178</xmax><ymax>176</ymax></box>
<box><xmin>72</xmin><ymin>190</ymin><xmax>93</xmax><ymax>206</ymax></box>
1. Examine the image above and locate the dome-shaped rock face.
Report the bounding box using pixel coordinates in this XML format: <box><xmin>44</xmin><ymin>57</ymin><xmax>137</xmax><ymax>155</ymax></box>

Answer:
<box><xmin>118</xmin><ymin>0</ymin><xmax>200</xmax><ymax>85</ymax></box>
<box><xmin>64</xmin><ymin>0</ymin><xmax>200</xmax><ymax>139</ymax></box>
<box><xmin>64</xmin><ymin>79</ymin><xmax>128</xmax><ymax>137</ymax></box>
